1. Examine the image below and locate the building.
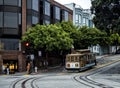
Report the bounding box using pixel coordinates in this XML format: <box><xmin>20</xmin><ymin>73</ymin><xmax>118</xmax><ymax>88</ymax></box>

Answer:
<box><xmin>64</xmin><ymin>3</ymin><xmax>94</xmax><ymax>28</ymax></box>
<box><xmin>0</xmin><ymin>0</ymin><xmax>73</xmax><ymax>74</ymax></box>
<box><xmin>64</xmin><ymin>3</ymin><xmax>102</xmax><ymax>55</ymax></box>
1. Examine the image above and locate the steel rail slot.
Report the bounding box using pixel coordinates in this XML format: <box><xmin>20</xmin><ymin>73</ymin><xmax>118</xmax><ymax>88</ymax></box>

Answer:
<box><xmin>73</xmin><ymin>75</ymin><xmax>94</xmax><ymax>88</ymax></box>
<box><xmin>10</xmin><ymin>78</ymin><xmax>27</xmax><ymax>88</ymax></box>
<box><xmin>78</xmin><ymin>61</ymin><xmax>120</xmax><ymax>88</ymax></box>
<box><xmin>22</xmin><ymin>78</ymin><xmax>35</xmax><ymax>88</ymax></box>
<box><xmin>73</xmin><ymin>57</ymin><xmax>120</xmax><ymax>88</ymax></box>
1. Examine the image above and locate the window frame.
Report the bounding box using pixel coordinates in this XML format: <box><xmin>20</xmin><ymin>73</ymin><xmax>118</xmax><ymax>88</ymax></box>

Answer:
<box><xmin>54</xmin><ymin>6</ymin><xmax>60</xmax><ymax>20</ymax></box>
<box><xmin>0</xmin><ymin>12</ymin><xmax>3</xmax><ymax>27</ymax></box>
<box><xmin>4</xmin><ymin>12</ymin><xmax>18</xmax><ymax>28</ymax></box>
<box><xmin>44</xmin><ymin>1</ymin><xmax>50</xmax><ymax>16</ymax></box>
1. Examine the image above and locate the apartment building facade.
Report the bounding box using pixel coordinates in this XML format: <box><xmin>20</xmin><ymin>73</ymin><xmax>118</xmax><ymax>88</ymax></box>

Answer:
<box><xmin>64</xmin><ymin>3</ymin><xmax>94</xmax><ymax>28</ymax></box>
<box><xmin>0</xmin><ymin>0</ymin><xmax>72</xmax><ymax>73</ymax></box>
<box><xmin>64</xmin><ymin>3</ymin><xmax>101</xmax><ymax>54</ymax></box>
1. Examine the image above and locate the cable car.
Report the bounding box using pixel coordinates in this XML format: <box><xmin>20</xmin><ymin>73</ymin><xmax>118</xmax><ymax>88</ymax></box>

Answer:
<box><xmin>65</xmin><ymin>49</ymin><xmax>96</xmax><ymax>72</ymax></box>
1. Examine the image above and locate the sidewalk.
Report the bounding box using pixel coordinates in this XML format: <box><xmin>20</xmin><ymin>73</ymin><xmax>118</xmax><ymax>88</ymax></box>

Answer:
<box><xmin>1</xmin><ymin>55</ymin><xmax>111</xmax><ymax>76</ymax></box>
<box><xmin>96</xmin><ymin>54</ymin><xmax>110</xmax><ymax>59</ymax></box>
<box><xmin>4</xmin><ymin>65</ymin><xmax>63</xmax><ymax>76</ymax></box>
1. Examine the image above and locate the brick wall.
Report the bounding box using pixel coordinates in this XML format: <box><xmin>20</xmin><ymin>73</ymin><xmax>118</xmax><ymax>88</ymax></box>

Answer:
<box><xmin>0</xmin><ymin>50</ymin><xmax>26</xmax><ymax>74</ymax></box>
<box><xmin>22</xmin><ymin>0</ymin><xmax>27</xmax><ymax>35</ymax></box>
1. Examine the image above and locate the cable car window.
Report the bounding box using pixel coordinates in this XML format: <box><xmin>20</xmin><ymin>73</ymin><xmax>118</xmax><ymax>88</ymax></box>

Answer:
<box><xmin>71</xmin><ymin>56</ymin><xmax>74</xmax><ymax>62</ymax></box>
<box><xmin>79</xmin><ymin>56</ymin><xmax>82</xmax><ymax>61</ymax></box>
<box><xmin>66</xmin><ymin>56</ymin><xmax>70</xmax><ymax>62</ymax></box>
<box><xmin>77</xmin><ymin>56</ymin><xmax>80</xmax><ymax>61</ymax></box>
<box><xmin>75</xmin><ymin>56</ymin><xmax>78</xmax><ymax>62</ymax></box>
<box><xmin>84</xmin><ymin>55</ymin><xmax>86</xmax><ymax>59</ymax></box>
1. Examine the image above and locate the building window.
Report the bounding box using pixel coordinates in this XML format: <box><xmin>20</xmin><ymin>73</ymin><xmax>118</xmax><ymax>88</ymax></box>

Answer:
<box><xmin>55</xmin><ymin>6</ymin><xmax>60</xmax><ymax>20</ymax></box>
<box><xmin>0</xmin><ymin>0</ymin><xmax>3</xmax><ymax>5</ymax></box>
<box><xmin>75</xmin><ymin>14</ymin><xmax>79</xmax><ymax>23</ymax></box>
<box><xmin>32</xmin><ymin>0</ymin><xmax>39</xmax><ymax>11</ymax></box>
<box><xmin>86</xmin><ymin>18</ymin><xmax>89</xmax><ymax>26</ymax></box>
<box><xmin>44</xmin><ymin>20</ymin><xmax>50</xmax><ymax>25</ymax></box>
<box><xmin>64</xmin><ymin>11</ymin><xmax>68</xmax><ymax>21</ymax></box>
<box><xmin>83</xmin><ymin>18</ymin><xmax>86</xmax><ymax>23</ymax></box>
<box><xmin>0</xmin><ymin>39</ymin><xmax>19</xmax><ymax>50</ymax></box>
<box><xmin>27</xmin><ymin>15</ymin><xmax>32</xmax><ymax>27</ymax></box>
<box><xmin>44</xmin><ymin>1</ymin><xmax>50</xmax><ymax>16</ymax></box>
<box><xmin>4</xmin><ymin>12</ymin><xmax>18</xmax><ymax>28</ymax></box>
<box><xmin>32</xmin><ymin>16</ymin><xmax>39</xmax><ymax>24</ymax></box>
<box><xmin>27</xmin><ymin>0</ymin><xmax>32</xmax><ymax>9</ymax></box>
<box><xmin>0</xmin><ymin>12</ymin><xmax>3</xmax><ymax>27</ymax></box>
<box><xmin>97</xmin><ymin>47</ymin><xmax>99</xmax><ymax>51</ymax></box>
<box><xmin>83</xmin><ymin>17</ymin><xmax>86</xmax><ymax>25</ymax></box>
<box><xmin>4</xmin><ymin>0</ymin><xmax>18</xmax><ymax>6</ymax></box>
<box><xmin>18</xmin><ymin>0</ymin><xmax>21</xmax><ymax>7</ymax></box>
<box><xmin>19</xmin><ymin>13</ymin><xmax>21</xmax><ymax>25</ymax></box>
<box><xmin>79</xmin><ymin>15</ymin><xmax>82</xmax><ymax>23</ymax></box>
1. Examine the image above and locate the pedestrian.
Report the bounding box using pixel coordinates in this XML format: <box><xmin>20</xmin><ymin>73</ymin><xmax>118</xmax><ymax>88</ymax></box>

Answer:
<box><xmin>35</xmin><ymin>66</ymin><xmax>38</xmax><ymax>73</ymax></box>
<box><xmin>30</xmin><ymin>61</ymin><xmax>33</xmax><ymax>73</ymax></box>
<box><xmin>2</xmin><ymin>64</ymin><xmax>5</xmax><ymax>74</ymax></box>
<box><xmin>43</xmin><ymin>60</ymin><xmax>48</xmax><ymax>71</ymax></box>
<box><xmin>6</xmin><ymin>67</ymin><xmax>9</xmax><ymax>75</ymax></box>
<box><xmin>26</xmin><ymin>62</ymin><xmax>30</xmax><ymax>74</ymax></box>
<box><xmin>6</xmin><ymin>64</ymin><xmax>9</xmax><ymax>75</ymax></box>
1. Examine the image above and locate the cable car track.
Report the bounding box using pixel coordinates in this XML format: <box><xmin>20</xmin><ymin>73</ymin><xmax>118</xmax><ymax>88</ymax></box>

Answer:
<box><xmin>10</xmin><ymin>76</ymin><xmax>41</xmax><ymax>88</ymax></box>
<box><xmin>73</xmin><ymin>69</ymin><xmax>113</xmax><ymax>88</ymax></box>
<box><xmin>22</xmin><ymin>77</ymin><xmax>36</xmax><ymax>88</ymax></box>
<box><xmin>73</xmin><ymin>75</ymin><xmax>94</xmax><ymax>88</ymax></box>
<box><xmin>73</xmin><ymin>57</ymin><xmax>120</xmax><ymax>88</ymax></box>
<box><xmin>79</xmin><ymin>74</ymin><xmax>113</xmax><ymax>88</ymax></box>
<box><xmin>11</xmin><ymin>78</ymin><xmax>26</xmax><ymax>88</ymax></box>
<box><xmin>10</xmin><ymin>75</ymin><xmax>54</xmax><ymax>88</ymax></box>
<box><xmin>9</xmin><ymin>55</ymin><xmax>120</xmax><ymax>88</ymax></box>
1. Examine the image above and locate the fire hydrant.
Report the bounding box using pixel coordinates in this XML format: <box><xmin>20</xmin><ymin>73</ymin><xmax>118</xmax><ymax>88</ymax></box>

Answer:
<box><xmin>35</xmin><ymin>66</ymin><xmax>38</xmax><ymax>73</ymax></box>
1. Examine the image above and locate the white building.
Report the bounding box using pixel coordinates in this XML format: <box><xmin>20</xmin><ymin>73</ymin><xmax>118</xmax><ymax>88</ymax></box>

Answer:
<box><xmin>64</xmin><ymin>3</ymin><xmax>94</xmax><ymax>28</ymax></box>
<box><xmin>64</xmin><ymin>3</ymin><xmax>101</xmax><ymax>55</ymax></box>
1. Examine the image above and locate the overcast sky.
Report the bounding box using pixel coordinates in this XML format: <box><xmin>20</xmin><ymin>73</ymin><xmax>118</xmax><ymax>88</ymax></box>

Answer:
<box><xmin>54</xmin><ymin>0</ymin><xmax>91</xmax><ymax>9</ymax></box>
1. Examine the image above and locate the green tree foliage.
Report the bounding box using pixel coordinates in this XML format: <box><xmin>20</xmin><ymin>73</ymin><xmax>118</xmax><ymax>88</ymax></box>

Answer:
<box><xmin>22</xmin><ymin>21</ymin><xmax>110</xmax><ymax>54</ymax></box>
<box><xmin>91</xmin><ymin>0</ymin><xmax>120</xmax><ymax>34</ymax></box>
<box><xmin>79</xmin><ymin>26</ymin><xmax>110</xmax><ymax>48</ymax></box>
<box><xmin>56</xmin><ymin>21</ymin><xmax>81</xmax><ymax>49</ymax></box>
<box><xmin>110</xmin><ymin>33</ymin><xmax>120</xmax><ymax>50</ymax></box>
<box><xmin>22</xmin><ymin>24</ymin><xmax>73</xmax><ymax>52</ymax></box>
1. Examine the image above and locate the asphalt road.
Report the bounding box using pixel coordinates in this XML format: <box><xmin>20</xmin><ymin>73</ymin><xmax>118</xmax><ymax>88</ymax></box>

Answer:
<box><xmin>0</xmin><ymin>55</ymin><xmax>120</xmax><ymax>88</ymax></box>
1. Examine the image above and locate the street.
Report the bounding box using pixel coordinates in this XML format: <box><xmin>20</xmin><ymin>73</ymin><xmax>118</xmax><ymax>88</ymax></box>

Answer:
<box><xmin>0</xmin><ymin>55</ymin><xmax>120</xmax><ymax>88</ymax></box>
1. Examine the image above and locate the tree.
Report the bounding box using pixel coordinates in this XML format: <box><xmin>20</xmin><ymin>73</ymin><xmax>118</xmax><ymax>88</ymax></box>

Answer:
<box><xmin>110</xmin><ymin>33</ymin><xmax>120</xmax><ymax>51</ymax></box>
<box><xmin>91</xmin><ymin>0</ymin><xmax>120</xmax><ymax>35</ymax></box>
<box><xmin>79</xmin><ymin>26</ymin><xmax>110</xmax><ymax>48</ymax></box>
<box><xmin>22</xmin><ymin>24</ymin><xmax>73</xmax><ymax>55</ymax></box>
<box><xmin>56</xmin><ymin>21</ymin><xmax>81</xmax><ymax>49</ymax></box>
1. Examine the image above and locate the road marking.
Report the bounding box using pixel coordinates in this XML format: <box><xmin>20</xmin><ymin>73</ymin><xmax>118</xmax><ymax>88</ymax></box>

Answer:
<box><xmin>24</xmin><ymin>74</ymin><xmax>30</xmax><ymax>76</ymax></box>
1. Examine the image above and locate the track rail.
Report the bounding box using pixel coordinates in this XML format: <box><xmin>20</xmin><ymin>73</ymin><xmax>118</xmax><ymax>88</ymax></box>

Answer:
<box><xmin>10</xmin><ymin>77</ymin><xmax>40</xmax><ymax>88</ymax></box>
<box><xmin>73</xmin><ymin>57</ymin><xmax>120</xmax><ymax>88</ymax></box>
<box><xmin>22</xmin><ymin>78</ymin><xmax>35</xmax><ymax>88</ymax></box>
<box><xmin>73</xmin><ymin>75</ymin><xmax>94</xmax><ymax>88</ymax></box>
<box><xmin>10</xmin><ymin>55</ymin><xmax>120</xmax><ymax>88</ymax></box>
<box><xmin>10</xmin><ymin>75</ymin><xmax>52</xmax><ymax>88</ymax></box>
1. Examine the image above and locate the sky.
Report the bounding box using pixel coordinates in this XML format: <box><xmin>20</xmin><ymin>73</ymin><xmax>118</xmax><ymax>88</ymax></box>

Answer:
<box><xmin>54</xmin><ymin>0</ymin><xmax>91</xmax><ymax>9</ymax></box>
